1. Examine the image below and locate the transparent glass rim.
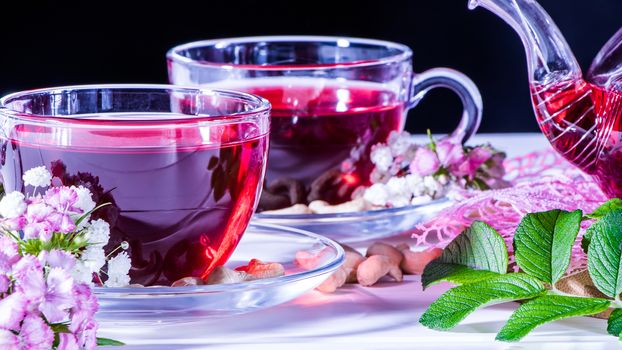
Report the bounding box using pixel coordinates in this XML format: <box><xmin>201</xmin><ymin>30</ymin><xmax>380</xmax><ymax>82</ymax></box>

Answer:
<box><xmin>254</xmin><ymin>197</ymin><xmax>451</xmax><ymax>222</ymax></box>
<box><xmin>0</xmin><ymin>84</ymin><xmax>271</xmax><ymax>128</ymax></box>
<box><xmin>167</xmin><ymin>35</ymin><xmax>413</xmax><ymax>71</ymax></box>
<box><xmin>94</xmin><ymin>222</ymin><xmax>345</xmax><ymax>296</ymax></box>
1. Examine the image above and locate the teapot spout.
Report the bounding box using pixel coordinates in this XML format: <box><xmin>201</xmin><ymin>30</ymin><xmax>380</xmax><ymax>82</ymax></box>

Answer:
<box><xmin>468</xmin><ymin>0</ymin><xmax>581</xmax><ymax>83</ymax></box>
<box><xmin>470</xmin><ymin>0</ymin><xmax>601</xmax><ymax>172</ymax></box>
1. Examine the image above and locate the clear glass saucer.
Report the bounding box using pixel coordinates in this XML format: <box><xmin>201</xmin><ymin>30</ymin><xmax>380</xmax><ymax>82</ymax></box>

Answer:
<box><xmin>95</xmin><ymin>223</ymin><xmax>344</xmax><ymax>324</ymax></box>
<box><xmin>252</xmin><ymin>198</ymin><xmax>452</xmax><ymax>243</ymax></box>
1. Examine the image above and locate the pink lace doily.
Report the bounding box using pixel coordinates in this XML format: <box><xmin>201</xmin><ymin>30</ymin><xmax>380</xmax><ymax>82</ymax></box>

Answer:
<box><xmin>413</xmin><ymin>149</ymin><xmax>607</xmax><ymax>272</ymax></box>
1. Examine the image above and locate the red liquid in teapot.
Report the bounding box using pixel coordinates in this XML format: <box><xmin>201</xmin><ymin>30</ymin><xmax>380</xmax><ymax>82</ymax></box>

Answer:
<box><xmin>244</xmin><ymin>82</ymin><xmax>405</xmax><ymax>204</ymax></box>
<box><xmin>0</xmin><ymin>124</ymin><xmax>268</xmax><ymax>286</ymax></box>
<box><xmin>531</xmin><ymin>78</ymin><xmax>622</xmax><ymax>197</ymax></box>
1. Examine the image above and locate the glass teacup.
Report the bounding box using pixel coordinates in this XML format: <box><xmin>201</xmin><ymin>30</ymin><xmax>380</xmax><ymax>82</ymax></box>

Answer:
<box><xmin>0</xmin><ymin>85</ymin><xmax>270</xmax><ymax>285</ymax></box>
<box><xmin>168</xmin><ymin>36</ymin><xmax>481</xmax><ymax>209</ymax></box>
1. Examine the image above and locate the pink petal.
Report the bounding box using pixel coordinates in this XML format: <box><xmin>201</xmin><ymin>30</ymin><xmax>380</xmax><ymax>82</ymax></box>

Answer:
<box><xmin>57</xmin><ymin>333</ymin><xmax>79</xmax><ymax>350</ymax></box>
<box><xmin>46</xmin><ymin>250</ymin><xmax>76</xmax><ymax>270</ymax></box>
<box><xmin>40</xmin><ymin>268</ymin><xmax>75</xmax><ymax>323</ymax></box>
<box><xmin>0</xmin><ymin>329</ymin><xmax>18</xmax><ymax>349</ymax></box>
<box><xmin>0</xmin><ymin>293</ymin><xmax>26</xmax><ymax>330</ymax></box>
<box><xmin>20</xmin><ymin>314</ymin><xmax>54</xmax><ymax>349</ymax></box>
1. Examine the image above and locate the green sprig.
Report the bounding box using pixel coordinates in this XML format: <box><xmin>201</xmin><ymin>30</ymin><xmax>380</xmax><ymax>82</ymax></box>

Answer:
<box><xmin>420</xmin><ymin>202</ymin><xmax>622</xmax><ymax>342</ymax></box>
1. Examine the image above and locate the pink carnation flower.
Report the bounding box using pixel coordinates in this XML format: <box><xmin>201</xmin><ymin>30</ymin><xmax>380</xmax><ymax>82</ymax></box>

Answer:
<box><xmin>410</xmin><ymin>147</ymin><xmax>440</xmax><ymax>176</ymax></box>
<box><xmin>0</xmin><ymin>314</ymin><xmax>55</xmax><ymax>349</ymax></box>
<box><xmin>436</xmin><ymin>138</ymin><xmax>465</xmax><ymax>166</ymax></box>
<box><xmin>44</xmin><ymin>186</ymin><xmax>78</xmax><ymax>212</ymax></box>
<box><xmin>0</xmin><ymin>292</ymin><xmax>27</xmax><ymax>331</ymax></box>
<box><xmin>453</xmin><ymin>146</ymin><xmax>493</xmax><ymax>178</ymax></box>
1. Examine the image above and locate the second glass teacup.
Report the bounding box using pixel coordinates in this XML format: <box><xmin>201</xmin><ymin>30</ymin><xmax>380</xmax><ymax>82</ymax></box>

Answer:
<box><xmin>168</xmin><ymin>36</ymin><xmax>481</xmax><ymax>210</ymax></box>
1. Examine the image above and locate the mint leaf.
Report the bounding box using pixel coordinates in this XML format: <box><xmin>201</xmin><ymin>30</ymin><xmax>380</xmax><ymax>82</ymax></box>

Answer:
<box><xmin>582</xmin><ymin>230</ymin><xmax>592</xmax><ymax>254</ymax></box>
<box><xmin>422</xmin><ymin>264</ymin><xmax>499</xmax><ymax>287</ymax></box>
<box><xmin>96</xmin><ymin>337</ymin><xmax>125</xmax><ymax>346</ymax></box>
<box><xmin>514</xmin><ymin>209</ymin><xmax>582</xmax><ymax>284</ymax></box>
<box><xmin>587</xmin><ymin>210</ymin><xmax>622</xmax><ymax>298</ymax></box>
<box><xmin>422</xmin><ymin>221</ymin><xmax>507</xmax><ymax>289</ymax></box>
<box><xmin>608</xmin><ymin>308</ymin><xmax>622</xmax><ymax>336</ymax></box>
<box><xmin>586</xmin><ymin>199</ymin><xmax>622</xmax><ymax>219</ymax></box>
<box><xmin>496</xmin><ymin>295</ymin><xmax>610</xmax><ymax>342</ymax></box>
<box><xmin>583</xmin><ymin>200</ymin><xmax>622</xmax><ymax>253</ymax></box>
<box><xmin>419</xmin><ymin>273</ymin><xmax>545</xmax><ymax>330</ymax></box>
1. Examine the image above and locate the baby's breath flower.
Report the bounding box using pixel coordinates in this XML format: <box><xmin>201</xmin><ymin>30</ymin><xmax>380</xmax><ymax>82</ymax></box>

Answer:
<box><xmin>22</xmin><ymin>166</ymin><xmax>52</xmax><ymax>188</ymax></box>
<box><xmin>363</xmin><ymin>183</ymin><xmax>390</xmax><ymax>207</ymax></box>
<box><xmin>72</xmin><ymin>261</ymin><xmax>94</xmax><ymax>285</ymax></box>
<box><xmin>370</xmin><ymin>145</ymin><xmax>393</xmax><ymax>172</ymax></box>
<box><xmin>105</xmin><ymin>252</ymin><xmax>131</xmax><ymax>288</ymax></box>
<box><xmin>0</xmin><ymin>192</ymin><xmax>27</xmax><ymax>219</ymax></box>
<box><xmin>84</xmin><ymin>219</ymin><xmax>110</xmax><ymax>247</ymax></box>
<box><xmin>81</xmin><ymin>246</ymin><xmax>106</xmax><ymax>274</ymax></box>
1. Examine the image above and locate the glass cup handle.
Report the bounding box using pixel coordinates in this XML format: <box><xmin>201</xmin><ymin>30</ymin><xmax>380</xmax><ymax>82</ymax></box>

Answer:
<box><xmin>410</xmin><ymin>68</ymin><xmax>482</xmax><ymax>144</ymax></box>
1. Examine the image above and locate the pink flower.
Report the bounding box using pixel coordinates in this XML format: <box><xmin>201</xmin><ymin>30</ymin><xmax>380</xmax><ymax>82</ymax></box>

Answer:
<box><xmin>0</xmin><ymin>329</ymin><xmax>18</xmax><ymax>349</ymax></box>
<box><xmin>46</xmin><ymin>211</ymin><xmax>76</xmax><ymax>233</ymax></box>
<box><xmin>436</xmin><ymin>138</ymin><xmax>465</xmax><ymax>166</ymax></box>
<box><xmin>0</xmin><ymin>236</ymin><xmax>18</xmax><ymax>260</ymax></box>
<box><xmin>44</xmin><ymin>186</ymin><xmax>78</xmax><ymax>212</ymax></box>
<box><xmin>58</xmin><ymin>333</ymin><xmax>79</xmax><ymax>350</ymax></box>
<box><xmin>0</xmin><ymin>275</ymin><xmax>10</xmax><ymax>294</ymax></box>
<box><xmin>76</xmin><ymin>318</ymin><xmax>98</xmax><ymax>349</ymax></box>
<box><xmin>410</xmin><ymin>147</ymin><xmax>440</xmax><ymax>176</ymax></box>
<box><xmin>1</xmin><ymin>216</ymin><xmax>27</xmax><ymax>231</ymax></box>
<box><xmin>39</xmin><ymin>268</ymin><xmax>75</xmax><ymax>323</ymax></box>
<box><xmin>18</xmin><ymin>314</ymin><xmax>54</xmax><ymax>350</ymax></box>
<box><xmin>13</xmin><ymin>255</ymin><xmax>45</xmax><ymax>304</ymax></box>
<box><xmin>45</xmin><ymin>249</ymin><xmax>77</xmax><ymax>271</ymax></box>
<box><xmin>22</xmin><ymin>221</ymin><xmax>53</xmax><ymax>241</ymax></box>
<box><xmin>69</xmin><ymin>284</ymin><xmax>100</xmax><ymax>349</ymax></box>
<box><xmin>0</xmin><ymin>292</ymin><xmax>26</xmax><ymax>330</ymax></box>
<box><xmin>453</xmin><ymin>147</ymin><xmax>493</xmax><ymax>178</ymax></box>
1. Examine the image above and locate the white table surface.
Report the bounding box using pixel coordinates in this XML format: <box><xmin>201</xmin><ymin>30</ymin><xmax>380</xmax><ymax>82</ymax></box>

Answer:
<box><xmin>100</xmin><ymin>134</ymin><xmax>620</xmax><ymax>349</ymax></box>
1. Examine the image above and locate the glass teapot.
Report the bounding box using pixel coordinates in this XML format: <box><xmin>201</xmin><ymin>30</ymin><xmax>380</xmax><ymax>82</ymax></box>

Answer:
<box><xmin>470</xmin><ymin>0</ymin><xmax>622</xmax><ymax>198</ymax></box>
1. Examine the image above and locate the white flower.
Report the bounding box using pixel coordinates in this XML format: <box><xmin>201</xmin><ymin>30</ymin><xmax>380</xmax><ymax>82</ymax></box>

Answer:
<box><xmin>386</xmin><ymin>177</ymin><xmax>410</xmax><ymax>196</ymax></box>
<box><xmin>0</xmin><ymin>192</ymin><xmax>27</xmax><ymax>218</ymax></box>
<box><xmin>370</xmin><ymin>145</ymin><xmax>393</xmax><ymax>172</ymax></box>
<box><xmin>385</xmin><ymin>177</ymin><xmax>412</xmax><ymax>207</ymax></box>
<box><xmin>411</xmin><ymin>195</ymin><xmax>433</xmax><ymax>206</ymax></box>
<box><xmin>105</xmin><ymin>252</ymin><xmax>131</xmax><ymax>288</ymax></box>
<box><xmin>72</xmin><ymin>261</ymin><xmax>94</xmax><ymax>285</ymax></box>
<box><xmin>422</xmin><ymin>176</ymin><xmax>448</xmax><ymax>198</ymax></box>
<box><xmin>81</xmin><ymin>246</ymin><xmax>106</xmax><ymax>273</ymax></box>
<box><xmin>22</xmin><ymin>166</ymin><xmax>52</xmax><ymax>188</ymax></box>
<box><xmin>84</xmin><ymin>219</ymin><xmax>110</xmax><ymax>247</ymax></box>
<box><xmin>71</xmin><ymin>186</ymin><xmax>96</xmax><ymax>213</ymax></box>
<box><xmin>405</xmin><ymin>174</ymin><xmax>426</xmax><ymax>197</ymax></box>
<box><xmin>363</xmin><ymin>183</ymin><xmax>390</xmax><ymax>207</ymax></box>
<box><xmin>388</xmin><ymin>131</ymin><xmax>414</xmax><ymax>157</ymax></box>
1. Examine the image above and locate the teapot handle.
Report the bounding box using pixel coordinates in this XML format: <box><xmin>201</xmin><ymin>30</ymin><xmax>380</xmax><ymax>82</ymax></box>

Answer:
<box><xmin>409</xmin><ymin>68</ymin><xmax>482</xmax><ymax>144</ymax></box>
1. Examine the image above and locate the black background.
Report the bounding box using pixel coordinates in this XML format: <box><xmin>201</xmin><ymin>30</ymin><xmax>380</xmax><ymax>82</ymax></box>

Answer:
<box><xmin>1</xmin><ymin>0</ymin><xmax>620</xmax><ymax>134</ymax></box>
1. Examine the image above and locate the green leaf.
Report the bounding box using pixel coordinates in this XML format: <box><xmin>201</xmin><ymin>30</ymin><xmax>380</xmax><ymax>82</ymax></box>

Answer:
<box><xmin>496</xmin><ymin>295</ymin><xmax>610</xmax><ymax>342</ymax></box>
<box><xmin>581</xmin><ymin>230</ymin><xmax>593</xmax><ymax>254</ymax></box>
<box><xmin>583</xmin><ymin>200</ymin><xmax>622</xmax><ymax>253</ymax></box>
<box><xmin>419</xmin><ymin>273</ymin><xmax>545</xmax><ymax>330</ymax></box>
<box><xmin>422</xmin><ymin>221</ymin><xmax>508</xmax><ymax>289</ymax></box>
<box><xmin>586</xmin><ymin>199</ymin><xmax>622</xmax><ymax>219</ymax></box>
<box><xmin>422</xmin><ymin>264</ymin><xmax>500</xmax><ymax>287</ymax></box>
<box><xmin>608</xmin><ymin>308</ymin><xmax>622</xmax><ymax>336</ymax></box>
<box><xmin>514</xmin><ymin>209</ymin><xmax>582</xmax><ymax>284</ymax></box>
<box><xmin>587</xmin><ymin>210</ymin><xmax>622</xmax><ymax>298</ymax></box>
<box><xmin>96</xmin><ymin>337</ymin><xmax>125</xmax><ymax>346</ymax></box>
